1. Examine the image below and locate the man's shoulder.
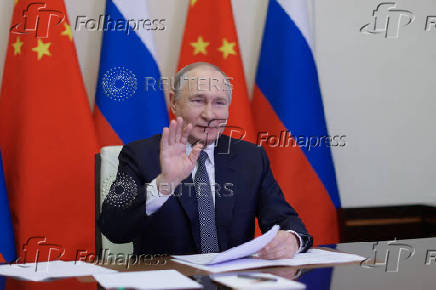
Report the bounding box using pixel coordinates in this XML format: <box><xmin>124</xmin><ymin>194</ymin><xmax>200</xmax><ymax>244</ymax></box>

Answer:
<box><xmin>217</xmin><ymin>134</ymin><xmax>263</xmax><ymax>156</ymax></box>
<box><xmin>122</xmin><ymin>134</ymin><xmax>263</xmax><ymax>157</ymax></box>
<box><xmin>123</xmin><ymin>134</ymin><xmax>161</xmax><ymax>155</ymax></box>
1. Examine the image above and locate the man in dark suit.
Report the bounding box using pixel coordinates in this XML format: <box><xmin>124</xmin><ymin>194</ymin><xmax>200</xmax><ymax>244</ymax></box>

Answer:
<box><xmin>99</xmin><ymin>62</ymin><xmax>312</xmax><ymax>258</ymax></box>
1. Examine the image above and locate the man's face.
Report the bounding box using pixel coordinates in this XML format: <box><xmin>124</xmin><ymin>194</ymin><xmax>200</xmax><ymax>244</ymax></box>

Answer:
<box><xmin>172</xmin><ymin>66</ymin><xmax>230</xmax><ymax>145</ymax></box>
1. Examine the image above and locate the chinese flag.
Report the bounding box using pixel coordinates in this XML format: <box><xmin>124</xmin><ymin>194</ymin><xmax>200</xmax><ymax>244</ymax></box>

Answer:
<box><xmin>176</xmin><ymin>0</ymin><xmax>256</xmax><ymax>143</ymax></box>
<box><xmin>0</xmin><ymin>0</ymin><xmax>98</xmax><ymax>261</ymax></box>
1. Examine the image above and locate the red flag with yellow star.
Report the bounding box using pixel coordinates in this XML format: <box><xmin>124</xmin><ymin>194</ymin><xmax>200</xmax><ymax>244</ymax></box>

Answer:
<box><xmin>0</xmin><ymin>0</ymin><xmax>98</xmax><ymax>262</ymax></box>
<box><xmin>177</xmin><ymin>0</ymin><xmax>256</xmax><ymax>143</ymax></box>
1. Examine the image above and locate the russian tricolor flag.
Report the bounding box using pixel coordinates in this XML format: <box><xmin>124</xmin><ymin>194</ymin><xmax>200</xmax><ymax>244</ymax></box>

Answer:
<box><xmin>0</xmin><ymin>150</ymin><xmax>15</xmax><ymax>263</ymax></box>
<box><xmin>253</xmin><ymin>0</ymin><xmax>341</xmax><ymax>245</ymax></box>
<box><xmin>94</xmin><ymin>0</ymin><xmax>168</xmax><ymax>146</ymax></box>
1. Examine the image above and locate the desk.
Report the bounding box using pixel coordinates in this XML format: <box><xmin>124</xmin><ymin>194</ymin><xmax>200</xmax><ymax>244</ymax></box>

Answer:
<box><xmin>2</xmin><ymin>237</ymin><xmax>436</xmax><ymax>289</ymax></box>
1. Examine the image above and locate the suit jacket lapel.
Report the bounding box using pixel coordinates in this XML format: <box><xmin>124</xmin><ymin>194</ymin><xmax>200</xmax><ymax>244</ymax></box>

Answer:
<box><xmin>175</xmin><ymin>175</ymin><xmax>201</xmax><ymax>252</ymax></box>
<box><xmin>214</xmin><ymin>135</ymin><xmax>236</xmax><ymax>251</ymax></box>
<box><xmin>154</xmin><ymin>135</ymin><xmax>202</xmax><ymax>251</ymax></box>
<box><xmin>174</xmin><ymin>135</ymin><xmax>237</xmax><ymax>253</ymax></box>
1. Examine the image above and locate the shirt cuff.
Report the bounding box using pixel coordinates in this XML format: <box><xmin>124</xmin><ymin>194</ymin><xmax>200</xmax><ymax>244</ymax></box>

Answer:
<box><xmin>286</xmin><ymin>230</ymin><xmax>304</xmax><ymax>254</ymax></box>
<box><xmin>145</xmin><ymin>178</ymin><xmax>172</xmax><ymax>216</ymax></box>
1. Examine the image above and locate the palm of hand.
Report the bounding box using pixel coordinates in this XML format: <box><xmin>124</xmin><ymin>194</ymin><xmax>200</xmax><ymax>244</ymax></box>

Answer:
<box><xmin>158</xmin><ymin>117</ymin><xmax>203</xmax><ymax>189</ymax></box>
<box><xmin>160</xmin><ymin>140</ymin><xmax>195</xmax><ymax>184</ymax></box>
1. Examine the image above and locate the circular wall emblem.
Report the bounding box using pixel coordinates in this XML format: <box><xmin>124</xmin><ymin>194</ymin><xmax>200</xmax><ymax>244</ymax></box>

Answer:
<box><xmin>101</xmin><ymin>66</ymin><xmax>137</xmax><ymax>102</ymax></box>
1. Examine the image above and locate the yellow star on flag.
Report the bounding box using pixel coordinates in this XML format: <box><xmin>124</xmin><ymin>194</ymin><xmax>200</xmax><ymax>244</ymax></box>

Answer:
<box><xmin>190</xmin><ymin>36</ymin><xmax>209</xmax><ymax>55</ymax></box>
<box><xmin>12</xmin><ymin>37</ymin><xmax>24</xmax><ymax>56</ymax></box>
<box><xmin>61</xmin><ymin>23</ymin><xmax>73</xmax><ymax>41</ymax></box>
<box><xmin>32</xmin><ymin>39</ymin><xmax>51</xmax><ymax>60</ymax></box>
<box><xmin>191</xmin><ymin>0</ymin><xmax>198</xmax><ymax>6</ymax></box>
<box><xmin>15</xmin><ymin>0</ymin><xmax>19</xmax><ymax>5</ymax></box>
<box><xmin>218</xmin><ymin>38</ymin><xmax>237</xmax><ymax>59</ymax></box>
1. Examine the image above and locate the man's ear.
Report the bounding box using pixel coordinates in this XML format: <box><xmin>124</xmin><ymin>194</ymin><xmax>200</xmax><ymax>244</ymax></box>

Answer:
<box><xmin>169</xmin><ymin>91</ymin><xmax>177</xmax><ymax>115</ymax></box>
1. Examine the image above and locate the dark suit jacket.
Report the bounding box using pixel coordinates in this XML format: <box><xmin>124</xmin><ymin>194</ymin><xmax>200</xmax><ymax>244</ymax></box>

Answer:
<box><xmin>98</xmin><ymin>134</ymin><xmax>313</xmax><ymax>255</ymax></box>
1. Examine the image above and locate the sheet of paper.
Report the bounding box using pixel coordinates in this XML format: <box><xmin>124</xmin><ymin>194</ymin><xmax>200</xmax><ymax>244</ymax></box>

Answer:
<box><xmin>0</xmin><ymin>260</ymin><xmax>116</xmax><ymax>281</ymax></box>
<box><xmin>211</xmin><ymin>272</ymin><xmax>306</xmax><ymax>289</ymax></box>
<box><xmin>93</xmin><ymin>270</ymin><xmax>202</xmax><ymax>289</ymax></box>
<box><xmin>173</xmin><ymin>225</ymin><xmax>280</xmax><ymax>265</ymax></box>
<box><xmin>174</xmin><ymin>248</ymin><xmax>366</xmax><ymax>273</ymax></box>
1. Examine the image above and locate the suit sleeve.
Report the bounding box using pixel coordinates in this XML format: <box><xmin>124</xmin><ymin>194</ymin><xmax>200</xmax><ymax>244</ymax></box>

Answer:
<box><xmin>256</xmin><ymin>147</ymin><xmax>313</xmax><ymax>252</ymax></box>
<box><xmin>98</xmin><ymin>144</ymin><xmax>147</xmax><ymax>243</ymax></box>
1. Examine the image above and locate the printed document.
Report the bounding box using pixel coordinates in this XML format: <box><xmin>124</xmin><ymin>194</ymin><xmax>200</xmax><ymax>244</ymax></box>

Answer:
<box><xmin>0</xmin><ymin>260</ymin><xmax>116</xmax><ymax>281</ymax></box>
<box><xmin>94</xmin><ymin>270</ymin><xmax>202</xmax><ymax>289</ymax></box>
<box><xmin>173</xmin><ymin>224</ymin><xmax>280</xmax><ymax>265</ymax></box>
<box><xmin>174</xmin><ymin>248</ymin><xmax>366</xmax><ymax>273</ymax></box>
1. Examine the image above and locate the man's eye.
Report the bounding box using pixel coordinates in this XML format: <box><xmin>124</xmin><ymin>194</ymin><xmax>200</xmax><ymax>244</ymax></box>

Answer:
<box><xmin>192</xmin><ymin>99</ymin><xmax>202</xmax><ymax>103</ymax></box>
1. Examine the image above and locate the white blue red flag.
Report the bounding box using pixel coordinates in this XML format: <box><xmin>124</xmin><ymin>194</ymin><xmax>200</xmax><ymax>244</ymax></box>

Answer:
<box><xmin>94</xmin><ymin>0</ymin><xmax>168</xmax><ymax>146</ymax></box>
<box><xmin>253</xmin><ymin>0</ymin><xmax>341</xmax><ymax>245</ymax></box>
<box><xmin>0</xmin><ymin>150</ymin><xmax>15</xmax><ymax>263</ymax></box>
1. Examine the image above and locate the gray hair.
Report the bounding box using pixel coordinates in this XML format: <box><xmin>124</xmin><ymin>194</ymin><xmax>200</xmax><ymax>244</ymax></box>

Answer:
<box><xmin>173</xmin><ymin>62</ymin><xmax>232</xmax><ymax>102</ymax></box>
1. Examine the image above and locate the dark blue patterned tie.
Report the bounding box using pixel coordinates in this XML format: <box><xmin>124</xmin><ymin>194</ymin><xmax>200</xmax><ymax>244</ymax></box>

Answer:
<box><xmin>194</xmin><ymin>151</ymin><xmax>219</xmax><ymax>253</ymax></box>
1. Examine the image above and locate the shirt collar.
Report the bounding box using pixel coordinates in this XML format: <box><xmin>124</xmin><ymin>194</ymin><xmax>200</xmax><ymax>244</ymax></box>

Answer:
<box><xmin>186</xmin><ymin>142</ymin><xmax>215</xmax><ymax>165</ymax></box>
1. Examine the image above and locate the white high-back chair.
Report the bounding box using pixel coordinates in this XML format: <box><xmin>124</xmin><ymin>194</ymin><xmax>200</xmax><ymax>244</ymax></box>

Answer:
<box><xmin>96</xmin><ymin>145</ymin><xmax>133</xmax><ymax>255</ymax></box>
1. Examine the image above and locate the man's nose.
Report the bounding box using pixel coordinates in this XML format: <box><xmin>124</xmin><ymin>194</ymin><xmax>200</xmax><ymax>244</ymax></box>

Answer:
<box><xmin>201</xmin><ymin>103</ymin><xmax>215</xmax><ymax>120</ymax></box>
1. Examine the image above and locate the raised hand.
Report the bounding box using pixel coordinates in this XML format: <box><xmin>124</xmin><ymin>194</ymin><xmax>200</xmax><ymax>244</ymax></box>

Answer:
<box><xmin>156</xmin><ymin>117</ymin><xmax>203</xmax><ymax>195</ymax></box>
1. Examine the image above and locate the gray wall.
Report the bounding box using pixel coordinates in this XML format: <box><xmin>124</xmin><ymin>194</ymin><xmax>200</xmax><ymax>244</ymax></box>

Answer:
<box><xmin>0</xmin><ymin>0</ymin><xmax>435</xmax><ymax>207</ymax></box>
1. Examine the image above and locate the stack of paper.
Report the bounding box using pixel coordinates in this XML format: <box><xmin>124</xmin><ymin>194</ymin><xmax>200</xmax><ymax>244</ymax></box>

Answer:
<box><xmin>211</xmin><ymin>272</ymin><xmax>306</xmax><ymax>289</ymax></box>
<box><xmin>0</xmin><ymin>260</ymin><xmax>116</xmax><ymax>281</ymax></box>
<box><xmin>93</xmin><ymin>270</ymin><xmax>202</xmax><ymax>289</ymax></box>
<box><xmin>174</xmin><ymin>249</ymin><xmax>366</xmax><ymax>273</ymax></box>
<box><xmin>173</xmin><ymin>224</ymin><xmax>280</xmax><ymax>265</ymax></box>
<box><xmin>172</xmin><ymin>225</ymin><xmax>365</xmax><ymax>273</ymax></box>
